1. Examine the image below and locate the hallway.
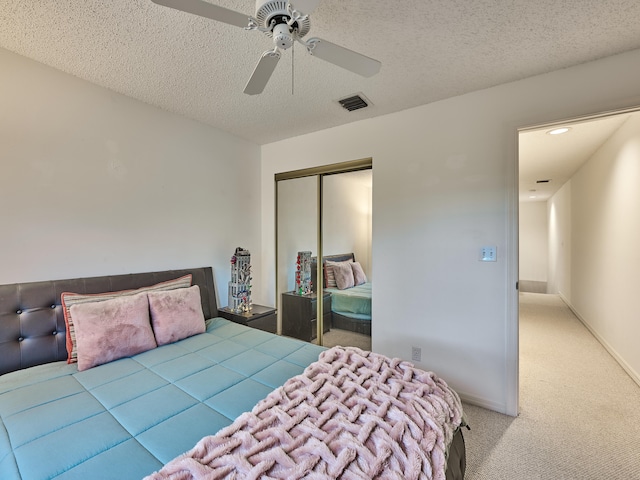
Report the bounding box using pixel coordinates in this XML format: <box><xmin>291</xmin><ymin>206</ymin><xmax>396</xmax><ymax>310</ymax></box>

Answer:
<box><xmin>462</xmin><ymin>293</ymin><xmax>640</xmax><ymax>479</ymax></box>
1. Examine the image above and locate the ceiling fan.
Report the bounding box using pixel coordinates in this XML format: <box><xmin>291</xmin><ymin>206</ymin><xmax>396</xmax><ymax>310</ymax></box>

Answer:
<box><xmin>151</xmin><ymin>0</ymin><xmax>382</xmax><ymax>95</ymax></box>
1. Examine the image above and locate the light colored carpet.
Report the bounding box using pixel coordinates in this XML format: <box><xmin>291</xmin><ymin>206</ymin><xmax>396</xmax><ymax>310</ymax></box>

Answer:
<box><xmin>318</xmin><ymin>328</ymin><xmax>372</xmax><ymax>351</ymax></box>
<box><xmin>463</xmin><ymin>293</ymin><xmax>640</xmax><ymax>480</ymax></box>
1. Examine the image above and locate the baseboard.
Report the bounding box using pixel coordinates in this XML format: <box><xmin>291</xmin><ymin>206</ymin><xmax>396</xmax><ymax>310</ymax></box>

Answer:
<box><xmin>457</xmin><ymin>391</ymin><xmax>513</xmax><ymax>417</ymax></box>
<box><xmin>559</xmin><ymin>293</ymin><xmax>640</xmax><ymax>388</ymax></box>
<box><xmin>519</xmin><ymin>280</ymin><xmax>548</xmax><ymax>294</ymax></box>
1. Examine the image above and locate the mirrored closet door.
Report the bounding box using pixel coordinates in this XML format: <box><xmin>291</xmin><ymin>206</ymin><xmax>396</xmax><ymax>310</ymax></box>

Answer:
<box><xmin>275</xmin><ymin>160</ymin><xmax>372</xmax><ymax>348</ymax></box>
<box><xmin>276</xmin><ymin>175</ymin><xmax>320</xmax><ymax>343</ymax></box>
<box><xmin>322</xmin><ymin>170</ymin><xmax>372</xmax><ymax>350</ymax></box>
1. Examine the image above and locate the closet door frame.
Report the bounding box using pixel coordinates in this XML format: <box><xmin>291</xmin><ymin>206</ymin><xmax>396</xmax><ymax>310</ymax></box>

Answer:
<box><xmin>275</xmin><ymin>158</ymin><xmax>372</xmax><ymax>345</ymax></box>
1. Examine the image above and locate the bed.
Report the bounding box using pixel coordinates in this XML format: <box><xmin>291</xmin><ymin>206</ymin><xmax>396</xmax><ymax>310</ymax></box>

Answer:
<box><xmin>312</xmin><ymin>253</ymin><xmax>372</xmax><ymax>335</ymax></box>
<box><xmin>0</xmin><ymin>267</ymin><xmax>466</xmax><ymax>479</ymax></box>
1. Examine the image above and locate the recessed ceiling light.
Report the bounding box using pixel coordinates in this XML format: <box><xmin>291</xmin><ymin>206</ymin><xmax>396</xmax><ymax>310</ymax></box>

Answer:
<box><xmin>529</xmin><ymin>195</ymin><xmax>537</xmax><ymax>199</ymax></box>
<box><xmin>547</xmin><ymin>127</ymin><xmax>571</xmax><ymax>135</ymax></box>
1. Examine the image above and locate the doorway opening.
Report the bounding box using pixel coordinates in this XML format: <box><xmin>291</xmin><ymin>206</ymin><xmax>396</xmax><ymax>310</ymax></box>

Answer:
<box><xmin>517</xmin><ymin>106</ymin><xmax>640</xmax><ymax>410</ymax></box>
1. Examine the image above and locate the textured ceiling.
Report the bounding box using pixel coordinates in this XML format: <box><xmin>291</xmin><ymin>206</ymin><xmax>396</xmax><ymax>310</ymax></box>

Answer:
<box><xmin>3</xmin><ymin>0</ymin><xmax>640</xmax><ymax>146</ymax></box>
<box><xmin>519</xmin><ymin>111</ymin><xmax>637</xmax><ymax>203</ymax></box>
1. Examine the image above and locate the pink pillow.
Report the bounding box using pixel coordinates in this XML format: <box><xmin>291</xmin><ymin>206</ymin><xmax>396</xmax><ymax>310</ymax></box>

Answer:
<box><xmin>71</xmin><ymin>292</ymin><xmax>157</xmax><ymax>371</ymax></box>
<box><xmin>351</xmin><ymin>261</ymin><xmax>367</xmax><ymax>286</ymax></box>
<box><xmin>325</xmin><ymin>260</ymin><xmax>352</xmax><ymax>288</ymax></box>
<box><xmin>148</xmin><ymin>285</ymin><xmax>205</xmax><ymax>346</ymax></box>
<box><xmin>61</xmin><ymin>274</ymin><xmax>192</xmax><ymax>364</ymax></box>
<box><xmin>333</xmin><ymin>261</ymin><xmax>355</xmax><ymax>290</ymax></box>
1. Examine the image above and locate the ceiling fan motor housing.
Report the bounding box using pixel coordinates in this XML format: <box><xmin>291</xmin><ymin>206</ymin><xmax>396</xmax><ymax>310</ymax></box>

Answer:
<box><xmin>272</xmin><ymin>23</ymin><xmax>293</xmax><ymax>49</ymax></box>
<box><xmin>255</xmin><ymin>0</ymin><xmax>311</xmax><ymax>38</ymax></box>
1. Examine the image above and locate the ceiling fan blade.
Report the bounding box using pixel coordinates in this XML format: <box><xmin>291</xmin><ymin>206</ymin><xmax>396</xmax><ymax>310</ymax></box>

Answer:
<box><xmin>244</xmin><ymin>51</ymin><xmax>281</xmax><ymax>95</ymax></box>
<box><xmin>151</xmin><ymin>0</ymin><xmax>251</xmax><ymax>28</ymax></box>
<box><xmin>306</xmin><ymin>38</ymin><xmax>381</xmax><ymax>77</ymax></box>
<box><xmin>290</xmin><ymin>0</ymin><xmax>321</xmax><ymax>15</ymax></box>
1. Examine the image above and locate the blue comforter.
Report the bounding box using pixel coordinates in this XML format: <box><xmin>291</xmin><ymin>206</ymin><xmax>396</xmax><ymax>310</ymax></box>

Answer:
<box><xmin>326</xmin><ymin>282</ymin><xmax>372</xmax><ymax>319</ymax></box>
<box><xmin>0</xmin><ymin>318</ymin><xmax>324</xmax><ymax>480</ymax></box>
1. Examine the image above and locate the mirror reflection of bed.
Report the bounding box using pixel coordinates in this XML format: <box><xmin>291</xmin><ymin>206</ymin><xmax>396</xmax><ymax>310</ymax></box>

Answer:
<box><xmin>312</xmin><ymin>253</ymin><xmax>371</xmax><ymax>351</ymax></box>
<box><xmin>276</xmin><ymin>166</ymin><xmax>373</xmax><ymax>350</ymax></box>
<box><xmin>320</xmin><ymin>169</ymin><xmax>372</xmax><ymax>350</ymax></box>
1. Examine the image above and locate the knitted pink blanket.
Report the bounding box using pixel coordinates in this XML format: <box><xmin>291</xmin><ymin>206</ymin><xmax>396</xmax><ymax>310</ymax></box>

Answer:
<box><xmin>145</xmin><ymin>346</ymin><xmax>464</xmax><ymax>480</ymax></box>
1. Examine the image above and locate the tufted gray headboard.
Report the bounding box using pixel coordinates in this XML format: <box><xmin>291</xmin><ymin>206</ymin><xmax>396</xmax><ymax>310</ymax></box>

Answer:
<box><xmin>0</xmin><ymin>267</ymin><xmax>218</xmax><ymax>376</ymax></box>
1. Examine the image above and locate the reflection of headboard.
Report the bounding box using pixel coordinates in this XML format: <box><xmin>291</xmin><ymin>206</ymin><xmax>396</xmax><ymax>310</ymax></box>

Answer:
<box><xmin>0</xmin><ymin>267</ymin><xmax>217</xmax><ymax>376</ymax></box>
<box><xmin>310</xmin><ymin>253</ymin><xmax>355</xmax><ymax>291</ymax></box>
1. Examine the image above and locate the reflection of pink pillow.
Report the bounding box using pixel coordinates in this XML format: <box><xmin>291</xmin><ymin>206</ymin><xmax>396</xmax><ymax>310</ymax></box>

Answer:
<box><xmin>351</xmin><ymin>261</ymin><xmax>367</xmax><ymax>286</ymax></box>
<box><xmin>325</xmin><ymin>260</ymin><xmax>352</xmax><ymax>288</ymax></box>
<box><xmin>333</xmin><ymin>261</ymin><xmax>355</xmax><ymax>290</ymax></box>
<box><xmin>148</xmin><ymin>285</ymin><xmax>205</xmax><ymax>346</ymax></box>
<box><xmin>71</xmin><ymin>292</ymin><xmax>157</xmax><ymax>371</ymax></box>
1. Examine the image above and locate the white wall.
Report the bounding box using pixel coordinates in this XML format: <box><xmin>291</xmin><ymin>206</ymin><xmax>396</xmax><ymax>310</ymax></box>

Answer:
<box><xmin>519</xmin><ymin>201</ymin><xmax>548</xmax><ymax>288</ymax></box>
<box><xmin>547</xmin><ymin>182</ymin><xmax>572</xmax><ymax>296</ymax></box>
<box><xmin>567</xmin><ymin>114</ymin><xmax>640</xmax><ymax>384</ymax></box>
<box><xmin>0</xmin><ymin>48</ymin><xmax>261</xmax><ymax>306</ymax></box>
<box><xmin>261</xmin><ymin>48</ymin><xmax>640</xmax><ymax>414</ymax></box>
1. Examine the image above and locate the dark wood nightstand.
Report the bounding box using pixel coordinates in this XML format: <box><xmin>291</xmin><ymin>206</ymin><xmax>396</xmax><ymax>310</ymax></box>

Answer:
<box><xmin>281</xmin><ymin>291</ymin><xmax>331</xmax><ymax>342</ymax></box>
<box><xmin>217</xmin><ymin>304</ymin><xmax>277</xmax><ymax>334</ymax></box>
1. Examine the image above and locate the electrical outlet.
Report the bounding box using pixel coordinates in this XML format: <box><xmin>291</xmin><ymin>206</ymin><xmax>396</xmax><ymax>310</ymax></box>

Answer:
<box><xmin>411</xmin><ymin>346</ymin><xmax>421</xmax><ymax>362</ymax></box>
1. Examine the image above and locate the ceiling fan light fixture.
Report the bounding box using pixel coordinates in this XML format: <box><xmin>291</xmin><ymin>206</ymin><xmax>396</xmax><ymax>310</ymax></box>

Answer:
<box><xmin>272</xmin><ymin>23</ymin><xmax>294</xmax><ymax>49</ymax></box>
<box><xmin>547</xmin><ymin>127</ymin><xmax>571</xmax><ymax>135</ymax></box>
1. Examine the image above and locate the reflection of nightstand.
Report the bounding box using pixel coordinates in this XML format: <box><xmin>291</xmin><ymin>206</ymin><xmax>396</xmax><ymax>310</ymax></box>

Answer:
<box><xmin>217</xmin><ymin>305</ymin><xmax>277</xmax><ymax>334</ymax></box>
<box><xmin>281</xmin><ymin>291</ymin><xmax>331</xmax><ymax>342</ymax></box>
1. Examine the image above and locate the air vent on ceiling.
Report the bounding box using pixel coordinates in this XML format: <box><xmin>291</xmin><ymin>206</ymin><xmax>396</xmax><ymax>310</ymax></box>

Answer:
<box><xmin>337</xmin><ymin>93</ymin><xmax>371</xmax><ymax>112</ymax></box>
<box><xmin>536</xmin><ymin>179</ymin><xmax>551</xmax><ymax>183</ymax></box>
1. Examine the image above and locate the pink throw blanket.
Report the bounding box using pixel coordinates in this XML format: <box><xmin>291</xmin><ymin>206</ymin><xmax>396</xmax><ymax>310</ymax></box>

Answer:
<box><xmin>145</xmin><ymin>347</ymin><xmax>464</xmax><ymax>480</ymax></box>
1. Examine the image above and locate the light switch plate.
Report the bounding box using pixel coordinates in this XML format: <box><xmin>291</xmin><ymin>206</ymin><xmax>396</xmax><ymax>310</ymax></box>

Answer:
<box><xmin>481</xmin><ymin>246</ymin><xmax>497</xmax><ymax>262</ymax></box>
